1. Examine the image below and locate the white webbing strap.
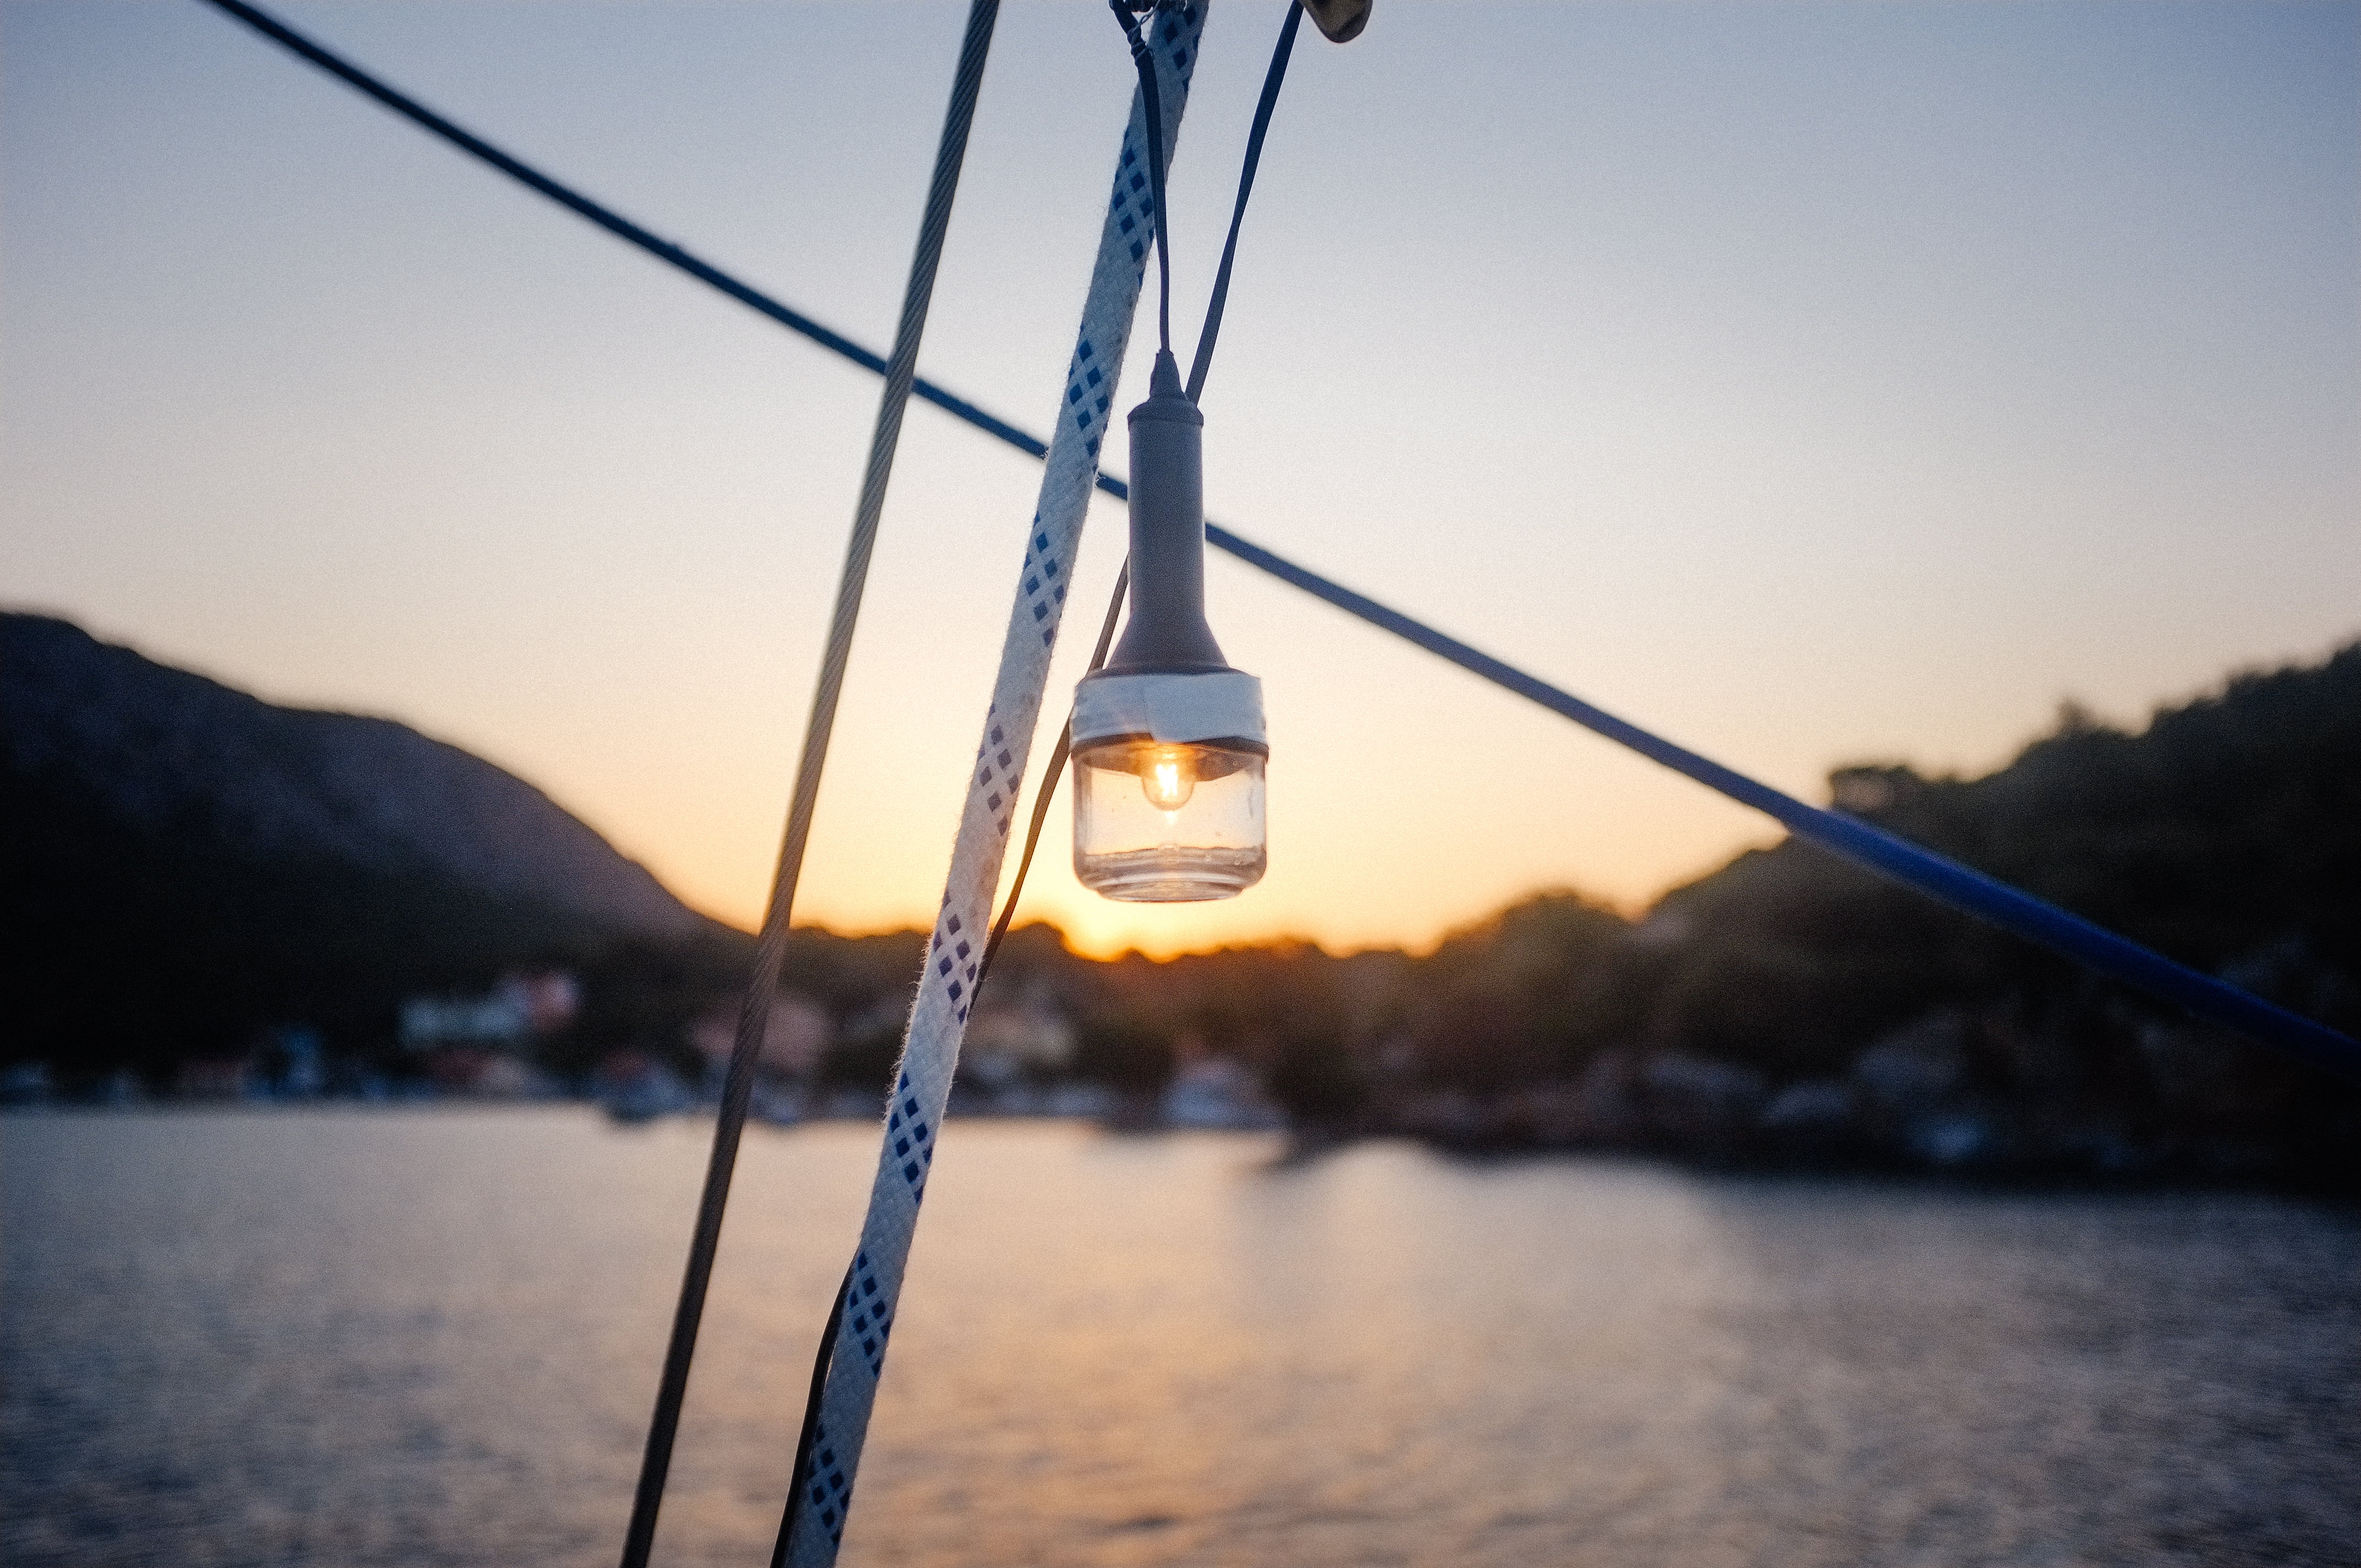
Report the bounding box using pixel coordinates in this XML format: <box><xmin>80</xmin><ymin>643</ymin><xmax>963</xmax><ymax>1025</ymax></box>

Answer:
<box><xmin>782</xmin><ymin>6</ymin><xmax>1210</xmax><ymax>1562</ymax></box>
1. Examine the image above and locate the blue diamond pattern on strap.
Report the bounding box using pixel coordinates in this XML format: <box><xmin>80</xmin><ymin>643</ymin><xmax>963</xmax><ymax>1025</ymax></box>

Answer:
<box><xmin>793</xmin><ymin>10</ymin><xmax>1210</xmax><ymax>1551</ymax></box>
<box><xmin>809</xmin><ymin>1425</ymin><xmax>852</xmax><ymax>1543</ymax></box>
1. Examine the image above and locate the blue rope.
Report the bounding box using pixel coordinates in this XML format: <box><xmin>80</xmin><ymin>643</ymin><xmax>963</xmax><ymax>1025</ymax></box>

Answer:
<box><xmin>1203</xmin><ymin>525</ymin><xmax>2361</xmax><ymax>1084</ymax></box>
<box><xmin>203</xmin><ymin>0</ymin><xmax>2361</xmax><ymax>1084</ymax></box>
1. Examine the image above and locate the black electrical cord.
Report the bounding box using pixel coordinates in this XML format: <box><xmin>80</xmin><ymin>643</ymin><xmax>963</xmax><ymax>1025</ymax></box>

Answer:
<box><xmin>1187</xmin><ymin>0</ymin><xmax>1303</xmax><ymax>404</ymax></box>
<box><xmin>768</xmin><ymin>1265</ymin><xmax>850</xmax><ymax>1568</ymax></box>
<box><xmin>976</xmin><ymin>563</ymin><xmax>1130</xmax><ymax>986</ymax></box>
<box><xmin>973</xmin><ymin>0</ymin><xmax>1306</xmax><ymax>1001</ymax></box>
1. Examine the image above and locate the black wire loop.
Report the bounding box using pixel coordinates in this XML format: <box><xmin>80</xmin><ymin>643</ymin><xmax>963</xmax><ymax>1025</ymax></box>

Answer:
<box><xmin>1108</xmin><ymin>0</ymin><xmax>1174</xmax><ymax>356</ymax></box>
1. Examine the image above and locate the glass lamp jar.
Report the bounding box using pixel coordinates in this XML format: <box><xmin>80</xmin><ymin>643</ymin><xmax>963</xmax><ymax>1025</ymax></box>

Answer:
<box><xmin>1073</xmin><ymin>738</ymin><xmax>1266</xmax><ymax>901</ymax></box>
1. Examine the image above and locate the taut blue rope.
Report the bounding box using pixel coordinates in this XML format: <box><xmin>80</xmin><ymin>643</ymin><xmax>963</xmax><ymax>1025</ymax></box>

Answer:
<box><xmin>1203</xmin><ymin>524</ymin><xmax>2361</xmax><ymax>1084</ymax></box>
<box><xmin>206</xmin><ymin>0</ymin><xmax>2361</xmax><ymax>1089</ymax></box>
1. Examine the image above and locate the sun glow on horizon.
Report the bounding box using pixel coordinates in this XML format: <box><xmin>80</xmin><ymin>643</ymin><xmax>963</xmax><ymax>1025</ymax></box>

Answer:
<box><xmin>3</xmin><ymin>1</ymin><xmax>2352</xmax><ymax>967</ymax></box>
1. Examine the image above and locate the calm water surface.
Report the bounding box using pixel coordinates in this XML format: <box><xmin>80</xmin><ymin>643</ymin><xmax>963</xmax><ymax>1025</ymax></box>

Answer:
<box><xmin>4</xmin><ymin>1109</ymin><xmax>2356</xmax><ymax>1567</ymax></box>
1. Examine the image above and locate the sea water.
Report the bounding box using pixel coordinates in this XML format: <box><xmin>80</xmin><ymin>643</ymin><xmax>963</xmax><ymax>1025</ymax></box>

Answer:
<box><xmin>4</xmin><ymin>1109</ymin><xmax>2355</xmax><ymax>1567</ymax></box>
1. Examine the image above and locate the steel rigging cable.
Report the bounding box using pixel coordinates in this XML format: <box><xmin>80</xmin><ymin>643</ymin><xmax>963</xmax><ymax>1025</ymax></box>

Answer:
<box><xmin>607</xmin><ymin>5</ymin><xmax>1004</xmax><ymax>1566</ymax></box>
<box><xmin>200</xmin><ymin>3</ymin><xmax>2360</xmax><ymax>1080</ymax></box>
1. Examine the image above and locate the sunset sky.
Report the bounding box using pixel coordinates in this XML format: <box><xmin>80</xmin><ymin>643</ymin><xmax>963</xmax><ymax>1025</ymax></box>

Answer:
<box><xmin>5</xmin><ymin>0</ymin><xmax>2356</xmax><ymax>957</ymax></box>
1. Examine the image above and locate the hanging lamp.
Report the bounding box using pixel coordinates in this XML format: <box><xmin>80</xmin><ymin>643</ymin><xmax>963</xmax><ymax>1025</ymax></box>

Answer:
<box><xmin>1071</xmin><ymin>349</ymin><xmax>1266</xmax><ymax>901</ymax></box>
<box><xmin>1063</xmin><ymin>0</ymin><xmax>1375</xmax><ymax>904</ymax></box>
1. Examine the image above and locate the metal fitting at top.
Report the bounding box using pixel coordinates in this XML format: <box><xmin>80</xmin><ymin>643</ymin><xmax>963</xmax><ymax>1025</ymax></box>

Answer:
<box><xmin>1299</xmin><ymin>0</ymin><xmax>1371</xmax><ymax>44</ymax></box>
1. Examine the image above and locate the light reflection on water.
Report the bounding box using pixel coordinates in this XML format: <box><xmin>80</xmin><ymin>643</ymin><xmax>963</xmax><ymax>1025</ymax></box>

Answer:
<box><xmin>4</xmin><ymin>1109</ymin><xmax>2355</xmax><ymax>1567</ymax></box>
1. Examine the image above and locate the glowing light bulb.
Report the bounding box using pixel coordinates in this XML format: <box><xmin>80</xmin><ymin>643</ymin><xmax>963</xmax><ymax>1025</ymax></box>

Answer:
<box><xmin>1141</xmin><ymin>745</ymin><xmax>1197</xmax><ymax>811</ymax></box>
<box><xmin>1072</xmin><ymin>733</ymin><xmax>1265</xmax><ymax>902</ymax></box>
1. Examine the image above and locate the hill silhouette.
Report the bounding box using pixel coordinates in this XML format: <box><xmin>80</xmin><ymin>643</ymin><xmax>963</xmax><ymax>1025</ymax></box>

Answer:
<box><xmin>956</xmin><ymin>642</ymin><xmax>2361</xmax><ymax>1183</ymax></box>
<box><xmin>2</xmin><ymin>612</ymin><xmax>727</xmax><ymax>1076</ymax></box>
<box><xmin>7</xmin><ymin>610</ymin><xmax>2354</xmax><ymax>1182</ymax></box>
<box><xmin>1329</xmin><ymin>642</ymin><xmax>2361</xmax><ymax>1181</ymax></box>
